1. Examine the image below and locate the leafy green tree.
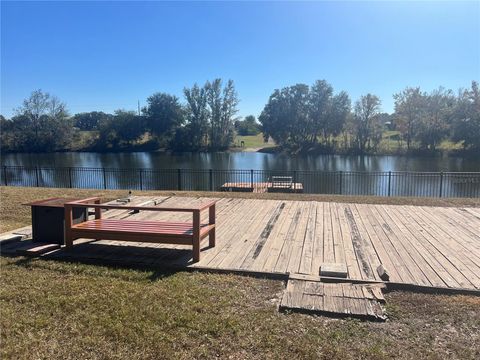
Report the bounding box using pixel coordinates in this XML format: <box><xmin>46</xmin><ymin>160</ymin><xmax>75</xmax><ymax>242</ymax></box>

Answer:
<box><xmin>451</xmin><ymin>81</ymin><xmax>480</xmax><ymax>150</ymax></box>
<box><xmin>73</xmin><ymin>111</ymin><xmax>112</xmax><ymax>131</ymax></box>
<box><xmin>97</xmin><ymin>110</ymin><xmax>146</xmax><ymax>149</ymax></box>
<box><xmin>10</xmin><ymin>89</ymin><xmax>72</xmax><ymax>152</ymax></box>
<box><xmin>352</xmin><ymin>94</ymin><xmax>382</xmax><ymax>152</ymax></box>
<box><xmin>393</xmin><ymin>87</ymin><xmax>426</xmax><ymax>149</ymax></box>
<box><xmin>143</xmin><ymin>93</ymin><xmax>184</xmax><ymax>143</ymax></box>
<box><xmin>183</xmin><ymin>83</ymin><xmax>210</xmax><ymax>150</ymax></box>
<box><xmin>259</xmin><ymin>84</ymin><xmax>310</xmax><ymax>148</ymax></box>
<box><xmin>235</xmin><ymin>115</ymin><xmax>260</xmax><ymax>136</ymax></box>
<box><xmin>206</xmin><ymin>79</ymin><xmax>239</xmax><ymax>149</ymax></box>
<box><xmin>415</xmin><ymin>88</ymin><xmax>455</xmax><ymax>150</ymax></box>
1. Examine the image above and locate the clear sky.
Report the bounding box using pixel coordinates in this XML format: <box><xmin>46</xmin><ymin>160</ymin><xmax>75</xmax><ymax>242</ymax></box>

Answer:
<box><xmin>1</xmin><ymin>1</ymin><xmax>479</xmax><ymax>118</ymax></box>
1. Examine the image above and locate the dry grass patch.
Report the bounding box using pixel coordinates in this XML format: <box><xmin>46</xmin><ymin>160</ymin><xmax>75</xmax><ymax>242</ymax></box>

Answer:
<box><xmin>1</xmin><ymin>257</ymin><xmax>479</xmax><ymax>360</ymax></box>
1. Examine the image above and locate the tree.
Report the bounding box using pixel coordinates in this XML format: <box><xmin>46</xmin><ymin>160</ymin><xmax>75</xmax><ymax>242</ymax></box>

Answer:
<box><xmin>235</xmin><ymin>115</ymin><xmax>260</xmax><ymax>136</ymax></box>
<box><xmin>143</xmin><ymin>93</ymin><xmax>184</xmax><ymax>143</ymax></box>
<box><xmin>183</xmin><ymin>83</ymin><xmax>210</xmax><ymax>150</ymax></box>
<box><xmin>451</xmin><ymin>81</ymin><xmax>480</xmax><ymax>150</ymax></box>
<box><xmin>259</xmin><ymin>84</ymin><xmax>310</xmax><ymax>148</ymax></box>
<box><xmin>415</xmin><ymin>87</ymin><xmax>455</xmax><ymax>150</ymax></box>
<box><xmin>393</xmin><ymin>87</ymin><xmax>425</xmax><ymax>149</ymax></box>
<box><xmin>260</xmin><ymin>81</ymin><xmax>349</xmax><ymax>150</ymax></box>
<box><xmin>206</xmin><ymin>79</ymin><xmax>239</xmax><ymax>149</ymax></box>
<box><xmin>73</xmin><ymin>111</ymin><xmax>112</xmax><ymax>131</ymax></box>
<box><xmin>307</xmin><ymin>80</ymin><xmax>334</xmax><ymax>144</ymax></box>
<box><xmin>12</xmin><ymin>89</ymin><xmax>72</xmax><ymax>151</ymax></box>
<box><xmin>97</xmin><ymin>110</ymin><xmax>146</xmax><ymax>149</ymax></box>
<box><xmin>352</xmin><ymin>94</ymin><xmax>382</xmax><ymax>152</ymax></box>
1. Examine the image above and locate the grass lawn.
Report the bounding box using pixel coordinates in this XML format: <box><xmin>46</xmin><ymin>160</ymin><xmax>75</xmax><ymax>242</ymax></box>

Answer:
<box><xmin>1</xmin><ymin>186</ymin><xmax>480</xmax><ymax>359</ymax></box>
<box><xmin>234</xmin><ymin>133</ymin><xmax>276</xmax><ymax>150</ymax></box>
<box><xmin>1</xmin><ymin>257</ymin><xmax>479</xmax><ymax>359</ymax></box>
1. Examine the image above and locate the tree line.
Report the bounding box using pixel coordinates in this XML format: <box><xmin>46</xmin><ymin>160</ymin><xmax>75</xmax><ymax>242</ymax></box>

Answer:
<box><xmin>1</xmin><ymin>79</ymin><xmax>479</xmax><ymax>154</ymax></box>
<box><xmin>1</xmin><ymin>79</ymin><xmax>242</xmax><ymax>153</ymax></box>
<box><xmin>260</xmin><ymin>80</ymin><xmax>480</xmax><ymax>153</ymax></box>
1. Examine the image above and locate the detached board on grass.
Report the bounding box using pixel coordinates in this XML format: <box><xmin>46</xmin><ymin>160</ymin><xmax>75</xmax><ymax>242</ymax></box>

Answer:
<box><xmin>280</xmin><ymin>274</ymin><xmax>387</xmax><ymax>321</ymax></box>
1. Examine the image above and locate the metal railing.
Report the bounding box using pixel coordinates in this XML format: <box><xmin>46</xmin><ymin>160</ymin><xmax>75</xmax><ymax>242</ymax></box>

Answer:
<box><xmin>1</xmin><ymin>165</ymin><xmax>480</xmax><ymax>198</ymax></box>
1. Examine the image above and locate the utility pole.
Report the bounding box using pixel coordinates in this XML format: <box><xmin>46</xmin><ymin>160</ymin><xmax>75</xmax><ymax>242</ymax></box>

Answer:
<box><xmin>137</xmin><ymin>100</ymin><xmax>141</xmax><ymax>115</ymax></box>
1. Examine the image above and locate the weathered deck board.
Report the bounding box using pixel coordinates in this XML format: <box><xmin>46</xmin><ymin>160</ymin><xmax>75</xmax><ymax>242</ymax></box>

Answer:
<box><xmin>2</xmin><ymin>196</ymin><xmax>480</xmax><ymax>294</ymax></box>
<box><xmin>280</xmin><ymin>275</ymin><xmax>387</xmax><ymax>321</ymax></box>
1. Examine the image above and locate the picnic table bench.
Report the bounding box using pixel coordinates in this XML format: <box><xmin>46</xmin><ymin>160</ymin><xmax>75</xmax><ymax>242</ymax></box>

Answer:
<box><xmin>64</xmin><ymin>197</ymin><xmax>216</xmax><ymax>262</ymax></box>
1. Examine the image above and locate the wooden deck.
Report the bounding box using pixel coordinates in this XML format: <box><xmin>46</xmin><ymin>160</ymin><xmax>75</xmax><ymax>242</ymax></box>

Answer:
<box><xmin>2</xmin><ymin>195</ymin><xmax>480</xmax><ymax>318</ymax></box>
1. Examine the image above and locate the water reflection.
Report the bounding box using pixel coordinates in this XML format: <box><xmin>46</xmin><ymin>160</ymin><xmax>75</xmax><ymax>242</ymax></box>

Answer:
<box><xmin>2</xmin><ymin>151</ymin><xmax>479</xmax><ymax>172</ymax></box>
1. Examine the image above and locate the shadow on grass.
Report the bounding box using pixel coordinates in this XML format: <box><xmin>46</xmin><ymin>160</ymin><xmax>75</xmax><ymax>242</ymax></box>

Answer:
<box><xmin>1</xmin><ymin>241</ymin><xmax>204</xmax><ymax>282</ymax></box>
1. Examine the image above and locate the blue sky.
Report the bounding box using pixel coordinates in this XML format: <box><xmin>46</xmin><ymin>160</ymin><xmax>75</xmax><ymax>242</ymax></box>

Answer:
<box><xmin>1</xmin><ymin>1</ymin><xmax>479</xmax><ymax>118</ymax></box>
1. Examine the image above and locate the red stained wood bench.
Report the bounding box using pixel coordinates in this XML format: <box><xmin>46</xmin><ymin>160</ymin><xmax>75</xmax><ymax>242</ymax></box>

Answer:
<box><xmin>64</xmin><ymin>197</ymin><xmax>216</xmax><ymax>263</ymax></box>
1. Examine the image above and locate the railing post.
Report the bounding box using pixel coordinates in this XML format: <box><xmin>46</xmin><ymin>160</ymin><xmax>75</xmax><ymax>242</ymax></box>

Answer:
<box><xmin>250</xmin><ymin>169</ymin><xmax>254</xmax><ymax>189</ymax></box>
<box><xmin>293</xmin><ymin>170</ymin><xmax>297</xmax><ymax>191</ymax></box>
<box><xmin>35</xmin><ymin>166</ymin><xmax>40</xmax><ymax>187</ymax></box>
<box><xmin>69</xmin><ymin>167</ymin><xmax>73</xmax><ymax>188</ymax></box>
<box><xmin>177</xmin><ymin>169</ymin><xmax>182</xmax><ymax>191</ymax></box>
<box><xmin>388</xmin><ymin>171</ymin><xmax>392</xmax><ymax>197</ymax></box>
<box><xmin>339</xmin><ymin>171</ymin><xmax>343</xmax><ymax>195</ymax></box>
<box><xmin>139</xmin><ymin>169</ymin><xmax>143</xmax><ymax>190</ymax></box>
<box><xmin>3</xmin><ymin>166</ymin><xmax>7</xmax><ymax>186</ymax></box>
<box><xmin>209</xmin><ymin>169</ymin><xmax>213</xmax><ymax>191</ymax></box>
<box><xmin>439</xmin><ymin>172</ymin><xmax>444</xmax><ymax>198</ymax></box>
<box><xmin>103</xmin><ymin>168</ymin><xmax>107</xmax><ymax>189</ymax></box>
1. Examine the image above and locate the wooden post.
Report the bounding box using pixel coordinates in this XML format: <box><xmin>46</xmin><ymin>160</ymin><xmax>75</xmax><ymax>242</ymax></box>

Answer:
<box><xmin>64</xmin><ymin>204</ymin><xmax>74</xmax><ymax>248</ymax></box>
<box><xmin>192</xmin><ymin>210</ymin><xmax>201</xmax><ymax>262</ymax></box>
<box><xmin>94</xmin><ymin>199</ymin><xmax>102</xmax><ymax>219</ymax></box>
<box><xmin>209</xmin><ymin>203</ymin><xmax>216</xmax><ymax>248</ymax></box>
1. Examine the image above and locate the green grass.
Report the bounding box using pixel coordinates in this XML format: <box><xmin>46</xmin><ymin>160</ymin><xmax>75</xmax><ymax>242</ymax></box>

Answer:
<box><xmin>1</xmin><ymin>257</ymin><xmax>479</xmax><ymax>359</ymax></box>
<box><xmin>234</xmin><ymin>133</ymin><xmax>276</xmax><ymax>150</ymax></box>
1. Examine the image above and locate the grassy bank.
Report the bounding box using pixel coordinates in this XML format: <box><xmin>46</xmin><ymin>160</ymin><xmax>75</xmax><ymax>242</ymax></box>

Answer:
<box><xmin>1</xmin><ymin>257</ymin><xmax>479</xmax><ymax>359</ymax></box>
<box><xmin>1</xmin><ymin>186</ymin><xmax>479</xmax><ymax>233</ymax></box>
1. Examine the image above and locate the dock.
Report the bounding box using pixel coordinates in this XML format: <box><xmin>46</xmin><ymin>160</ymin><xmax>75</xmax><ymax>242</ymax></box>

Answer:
<box><xmin>2</xmin><ymin>195</ymin><xmax>479</xmax><ymax>320</ymax></box>
<box><xmin>221</xmin><ymin>182</ymin><xmax>304</xmax><ymax>193</ymax></box>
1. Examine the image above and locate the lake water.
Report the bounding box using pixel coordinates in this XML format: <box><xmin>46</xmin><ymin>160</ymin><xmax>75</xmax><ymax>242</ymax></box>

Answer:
<box><xmin>2</xmin><ymin>151</ymin><xmax>480</xmax><ymax>172</ymax></box>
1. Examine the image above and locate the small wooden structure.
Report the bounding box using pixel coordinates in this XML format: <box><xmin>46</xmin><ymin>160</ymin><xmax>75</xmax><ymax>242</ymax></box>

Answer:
<box><xmin>64</xmin><ymin>197</ymin><xmax>216</xmax><ymax>262</ymax></box>
<box><xmin>221</xmin><ymin>181</ymin><xmax>303</xmax><ymax>193</ymax></box>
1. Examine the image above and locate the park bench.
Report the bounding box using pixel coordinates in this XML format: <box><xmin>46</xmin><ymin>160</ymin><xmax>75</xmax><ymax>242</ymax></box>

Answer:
<box><xmin>64</xmin><ymin>197</ymin><xmax>216</xmax><ymax>263</ymax></box>
<box><xmin>270</xmin><ymin>176</ymin><xmax>293</xmax><ymax>189</ymax></box>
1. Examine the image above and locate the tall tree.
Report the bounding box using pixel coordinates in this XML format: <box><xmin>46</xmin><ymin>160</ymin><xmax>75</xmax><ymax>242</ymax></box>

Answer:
<box><xmin>307</xmin><ymin>80</ymin><xmax>334</xmax><ymax>144</ymax></box>
<box><xmin>143</xmin><ymin>92</ymin><xmax>184</xmax><ymax>143</ymax></box>
<box><xmin>352</xmin><ymin>94</ymin><xmax>382</xmax><ymax>152</ymax></box>
<box><xmin>415</xmin><ymin>87</ymin><xmax>455</xmax><ymax>150</ymax></box>
<box><xmin>183</xmin><ymin>83</ymin><xmax>210</xmax><ymax>149</ymax></box>
<box><xmin>12</xmin><ymin>89</ymin><xmax>72</xmax><ymax>151</ymax></box>
<box><xmin>451</xmin><ymin>81</ymin><xmax>480</xmax><ymax>150</ymax></box>
<box><xmin>393</xmin><ymin>87</ymin><xmax>425</xmax><ymax>149</ymax></box>
<box><xmin>73</xmin><ymin>111</ymin><xmax>113</xmax><ymax>131</ymax></box>
<box><xmin>206</xmin><ymin>79</ymin><xmax>239</xmax><ymax>149</ymax></box>
<box><xmin>259</xmin><ymin>84</ymin><xmax>310</xmax><ymax>147</ymax></box>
